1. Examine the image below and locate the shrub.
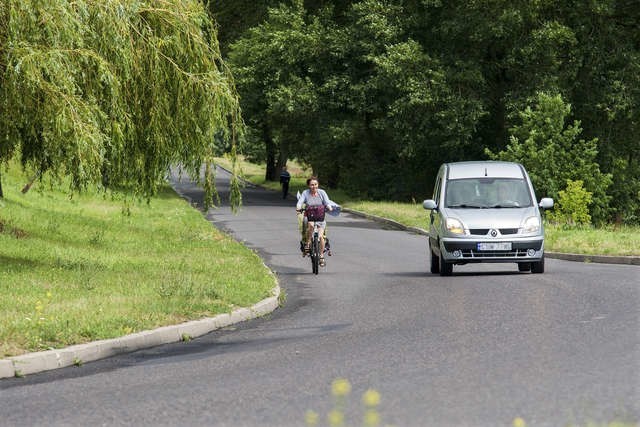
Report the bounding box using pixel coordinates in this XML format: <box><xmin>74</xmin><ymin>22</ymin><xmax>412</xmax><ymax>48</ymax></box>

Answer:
<box><xmin>486</xmin><ymin>92</ymin><xmax>612</xmax><ymax>224</ymax></box>
<box><xmin>548</xmin><ymin>179</ymin><xmax>592</xmax><ymax>226</ymax></box>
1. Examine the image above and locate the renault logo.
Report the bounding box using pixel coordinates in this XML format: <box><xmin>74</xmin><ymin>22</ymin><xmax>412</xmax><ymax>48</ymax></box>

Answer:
<box><xmin>490</xmin><ymin>229</ymin><xmax>498</xmax><ymax>237</ymax></box>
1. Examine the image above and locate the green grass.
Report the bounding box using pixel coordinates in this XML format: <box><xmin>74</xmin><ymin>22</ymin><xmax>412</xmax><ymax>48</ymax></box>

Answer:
<box><xmin>0</xmin><ymin>163</ymin><xmax>276</xmax><ymax>357</ymax></box>
<box><xmin>344</xmin><ymin>200</ymin><xmax>427</xmax><ymax>229</ymax></box>
<box><xmin>222</xmin><ymin>157</ymin><xmax>640</xmax><ymax>257</ymax></box>
<box><xmin>545</xmin><ymin>224</ymin><xmax>640</xmax><ymax>256</ymax></box>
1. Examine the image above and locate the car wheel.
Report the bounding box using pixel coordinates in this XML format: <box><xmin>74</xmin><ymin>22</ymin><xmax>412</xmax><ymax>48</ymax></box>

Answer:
<box><xmin>439</xmin><ymin>254</ymin><xmax>453</xmax><ymax>276</ymax></box>
<box><xmin>518</xmin><ymin>263</ymin><xmax>531</xmax><ymax>272</ymax></box>
<box><xmin>430</xmin><ymin>247</ymin><xmax>440</xmax><ymax>274</ymax></box>
<box><xmin>531</xmin><ymin>255</ymin><xmax>545</xmax><ymax>274</ymax></box>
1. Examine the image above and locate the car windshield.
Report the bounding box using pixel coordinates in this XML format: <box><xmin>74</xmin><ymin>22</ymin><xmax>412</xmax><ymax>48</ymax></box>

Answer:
<box><xmin>444</xmin><ymin>178</ymin><xmax>532</xmax><ymax>209</ymax></box>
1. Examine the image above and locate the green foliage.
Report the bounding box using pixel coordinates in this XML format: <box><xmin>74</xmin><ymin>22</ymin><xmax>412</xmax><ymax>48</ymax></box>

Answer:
<box><xmin>0</xmin><ymin>0</ymin><xmax>241</xmax><ymax>209</ymax></box>
<box><xmin>224</xmin><ymin>0</ymin><xmax>639</xmax><ymax>224</ymax></box>
<box><xmin>208</xmin><ymin>0</ymin><xmax>281</xmax><ymax>55</ymax></box>
<box><xmin>564</xmin><ymin>1</ymin><xmax>640</xmax><ymax>224</ymax></box>
<box><xmin>548</xmin><ymin>179</ymin><xmax>593</xmax><ymax>226</ymax></box>
<box><xmin>228</xmin><ymin>0</ymin><xmax>323</xmax><ymax>180</ymax></box>
<box><xmin>487</xmin><ymin>92</ymin><xmax>612</xmax><ymax>224</ymax></box>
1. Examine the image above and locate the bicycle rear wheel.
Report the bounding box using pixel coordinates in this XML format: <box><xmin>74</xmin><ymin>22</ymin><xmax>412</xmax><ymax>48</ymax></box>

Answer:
<box><xmin>311</xmin><ymin>232</ymin><xmax>320</xmax><ymax>274</ymax></box>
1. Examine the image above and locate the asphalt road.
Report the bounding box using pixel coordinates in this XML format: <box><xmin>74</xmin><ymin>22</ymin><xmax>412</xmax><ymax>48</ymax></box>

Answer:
<box><xmin>1</xmin><ymin>169</ymin><xmax>638</xmax><ymax>427</ymax></box>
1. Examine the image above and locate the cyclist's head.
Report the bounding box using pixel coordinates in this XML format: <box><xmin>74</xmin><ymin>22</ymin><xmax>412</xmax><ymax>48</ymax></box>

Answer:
<box><xmin>306</xmin><ymin>176</ymin><xmax>319</xmax><ymax>188</ymax></box>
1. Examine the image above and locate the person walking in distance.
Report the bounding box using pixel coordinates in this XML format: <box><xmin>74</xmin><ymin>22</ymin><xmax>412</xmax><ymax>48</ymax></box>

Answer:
<box><xmin>280</xmin><ymin>166</ymin><xmax>291</xmax><ymax>199</ymax></box>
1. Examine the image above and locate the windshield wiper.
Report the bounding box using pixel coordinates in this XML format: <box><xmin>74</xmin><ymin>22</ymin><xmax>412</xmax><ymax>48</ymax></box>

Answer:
<box><xmin>447</xmin><ymin>204</ymin><xmax>483</xmax><ymax>209</ymax></box>
<box><xmin>489</xmin><ymin>203</ymin><xmax>520</xmax><ymax>208</ymax></box>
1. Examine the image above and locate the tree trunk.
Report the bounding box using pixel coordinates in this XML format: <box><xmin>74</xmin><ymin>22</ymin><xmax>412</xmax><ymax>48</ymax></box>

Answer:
<box><xmin>0</xmin><ymin>169</ymin><xmax>3</xmax><ymax>198</ymax></box>
<box><xmin>326</xmin><ymin>163</ymin><xmax>340</xmax><ymax>189</ymax></box>
<box><xmin>21</xmin><ymin>173</ymin><xmax>39</xmax><ymax>194</ymax></box>
<box><xmin>263</xmin><ymin>125</ymin><xmax>277</xmax><ymax>181</ymax></box>
<box><xmin>276</xmin><ymin>145</ymin><xmax>288</xmax><ymax>177</ymax></box>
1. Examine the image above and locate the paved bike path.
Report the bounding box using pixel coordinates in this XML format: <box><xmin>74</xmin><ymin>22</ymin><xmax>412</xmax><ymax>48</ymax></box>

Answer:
<box><xmin>2</xmin><ymin>167</ymin><xmax>638</xmax><ymax>379</ymax></box>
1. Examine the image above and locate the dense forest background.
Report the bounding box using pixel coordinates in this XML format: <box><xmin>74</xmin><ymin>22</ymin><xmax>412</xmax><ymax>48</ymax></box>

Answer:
<box><xmin>210</xmin><ymin>0</ymin><xmax>639</xmax><ymax>225</ymax></box>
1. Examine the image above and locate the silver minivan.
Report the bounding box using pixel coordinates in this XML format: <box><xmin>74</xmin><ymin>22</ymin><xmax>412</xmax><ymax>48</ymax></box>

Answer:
<box><xmin>423</xmin><ymin>161</ymin><xmax>554</xmax><ymax>276</ymax></box>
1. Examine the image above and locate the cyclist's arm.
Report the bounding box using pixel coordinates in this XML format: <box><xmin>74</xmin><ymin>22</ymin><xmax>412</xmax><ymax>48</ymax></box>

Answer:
<box><xmin>319</xmin><ymin>190</ymin><xmax>334</xmax><ymax>211</ymax></box>
<box><xmin>296</xmin><ymin>190</ymin><xmax>308</xmax><ymax>211</ymax></box>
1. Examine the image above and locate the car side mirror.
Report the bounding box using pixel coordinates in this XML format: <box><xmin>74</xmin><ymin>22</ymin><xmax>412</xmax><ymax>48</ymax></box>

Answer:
<box><xmin>539</xmin><ymin>198</ymin><xmax>554</xmax><ymax>210</ymax></box>
<box><xmin>423</xmin><ymin>199</ymin><xmax>437</xmax><ymax>210</ymax></box>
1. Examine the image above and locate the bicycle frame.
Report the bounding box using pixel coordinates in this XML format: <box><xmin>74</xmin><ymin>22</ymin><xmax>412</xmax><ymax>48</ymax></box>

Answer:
<box><xmin>297</xmin><ymin>209</ymin><xmax>332</xmax><ymax>275</ymax></box>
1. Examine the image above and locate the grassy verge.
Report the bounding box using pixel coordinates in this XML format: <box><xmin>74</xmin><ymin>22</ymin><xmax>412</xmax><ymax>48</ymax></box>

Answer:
<box><xmin>0</xmin><ymin>163</ymin><xmax>276</xmax><ymax>357</ymax></box>
<box><xmin>220</xmin><ymin>156</ymin><xmax>640</xmax><ymax>257</ymax></box>
<box><xmin>544</xmin><ymin>224</ymin><xmax>640</xmax><ymax>256</ymax></box>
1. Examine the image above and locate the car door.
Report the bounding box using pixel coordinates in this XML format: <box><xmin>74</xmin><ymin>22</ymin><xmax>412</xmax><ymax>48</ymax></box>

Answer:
<box><xmin>429</xmin><ymin>173</ymin><xmax>444</xmax><ymax>253</ymax></box>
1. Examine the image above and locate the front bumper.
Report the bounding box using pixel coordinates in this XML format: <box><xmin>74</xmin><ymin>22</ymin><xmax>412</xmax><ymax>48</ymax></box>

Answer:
<box><xmin>439</xmin><ymin>236</ymin><xmax>545</xmax><ymax>263</ymax></box>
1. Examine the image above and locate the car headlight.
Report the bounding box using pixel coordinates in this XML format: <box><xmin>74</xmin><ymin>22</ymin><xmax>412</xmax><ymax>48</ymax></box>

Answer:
<box><xmin>445</xmin><ymin>218</ymin><xmax>465</xmax><ymax>235</ymax></box>
<box><xmin>523</xmin><ymin>216</ymin><xmax>540</xmax><ymax>233</ymax></box>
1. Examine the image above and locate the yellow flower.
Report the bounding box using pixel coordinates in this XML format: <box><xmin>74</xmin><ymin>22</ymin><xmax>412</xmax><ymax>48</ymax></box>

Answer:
<box><xmin>363</xmin><ymin>410</ymin><xmax>380</xmax><ymax>427</ymax></box>
<box><xmin>305</xmin><ymin>410</ymin><xmax>319</xmax><ymax>426</ymax></box>
<box><xmin>513</xmin><ymin>417</ymin><xmax>527</xmax><ymax>427</ymax></box>
<box><xmin>331</xmin><ymin>378</ymin><xmax>352</xmax><ymax>397</ymax></box>
<box><xmin>362</xmin><ymin>389</ymin><xmax>381</xmax><ymax>407</ymax></box>
<box><xmin>327</xmin><ymin>409</ymin><xmax>344</xmax><ymax>427</ymax></box>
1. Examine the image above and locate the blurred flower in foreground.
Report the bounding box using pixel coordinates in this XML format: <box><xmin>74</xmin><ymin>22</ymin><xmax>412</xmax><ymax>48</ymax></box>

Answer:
<box><xmin>364</xmin><ymin>409</ymin><xmax>380</xmax><ymax>426</ymax></box>
<box><xmin>332</xmin><ymin>378</ymin><xmax>352</xmax><ymax>397</ymax></box>
<box><xmin>328</xmin><ymin>409</ymin><xmax>345</xmax><ymax>427</ymax></box>
<box><xmin>305</xmin><ymin>410</ymin><xmax>319</xmax><ymax>426</ymax></box>
<box><xmin>513</xmin><ymin>417</ymin><xmax>527</xmax><ymax>427</ymax></box>
<box><xmin>362</xmin><ymin>389</ymin><xmax>381</xmax><ymax>407</ymax></box>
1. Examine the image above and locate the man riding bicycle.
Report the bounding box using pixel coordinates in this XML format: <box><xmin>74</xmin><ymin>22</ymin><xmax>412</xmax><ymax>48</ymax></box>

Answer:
<box><xmin>296</xmin><ymin>176</ymin><xmax>334</xmax><ymax>267</ymax></box>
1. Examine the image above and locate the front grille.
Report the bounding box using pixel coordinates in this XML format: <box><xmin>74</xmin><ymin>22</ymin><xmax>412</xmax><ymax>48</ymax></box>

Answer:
<box><xmin>469</xmin><ymin>228</ymin><xmax>519</xmax><ymax>235</ymax></box>
<box><xmin>469</xmin><ymin>229</ymin><xmax>490</xmax><ymax>235</ymax></box>
<box><xmin>459</xmin><ymin>249</ymin><xmax>529</xmax><ymax>258</ymax></box>
<box><xmin>499</xmin><ymin>228</ymin><xmax>519</xmax><ymax>235</ymax></box>
<box><xmin>443</xmin><ymin>241</ymin><xmax>542</xmax><ymax>254</ymax></box>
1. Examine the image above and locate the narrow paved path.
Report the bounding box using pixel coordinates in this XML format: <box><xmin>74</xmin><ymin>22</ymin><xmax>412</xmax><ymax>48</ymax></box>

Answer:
<box><xmin>1</xmin><ymin>169</ymin><xmax>638</xmax><ymax>427</ymax></box>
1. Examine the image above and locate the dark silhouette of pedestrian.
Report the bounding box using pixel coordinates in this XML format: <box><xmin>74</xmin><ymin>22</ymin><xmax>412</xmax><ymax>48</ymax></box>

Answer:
<box><xmin>280</xmin><ymin>166</ymin><xmax>291</xmax><ymax>199</ymax></box>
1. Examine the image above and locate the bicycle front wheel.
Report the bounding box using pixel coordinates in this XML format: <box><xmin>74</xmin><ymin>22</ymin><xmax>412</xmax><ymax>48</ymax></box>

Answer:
<box><xmin>311</xmin><ymin>233</ymin><xmax>320</xmax><ymax>274</ymax></box>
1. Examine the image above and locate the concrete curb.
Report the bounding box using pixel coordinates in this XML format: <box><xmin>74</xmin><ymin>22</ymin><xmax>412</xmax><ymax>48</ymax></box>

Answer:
<box><xmin>1</xmin><ymin>285</ymin><xmax>280</xmax><ymax>379</ymax></box>
<box><xmin>342</xmin><ymin>207</ymin><xmax>640</xmax><ymax>266</ymax></box>
<box><xmin>545</xmin><ymin>252</ymin><xmax>640</xmax><ymax>266</ymax></box>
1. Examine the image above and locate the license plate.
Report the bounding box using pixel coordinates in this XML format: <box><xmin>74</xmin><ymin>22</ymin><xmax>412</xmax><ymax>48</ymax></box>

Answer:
<box><xmin>477</xmin><ymin>242</ymin><xmax>512</xmax><ymax>251</ymax></box>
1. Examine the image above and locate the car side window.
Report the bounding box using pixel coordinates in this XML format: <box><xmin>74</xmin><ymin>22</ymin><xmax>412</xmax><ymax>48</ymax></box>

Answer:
<box><xmin>433</xmin><ymin>176</ymin><xmax>442</xmax><ymax>205</ymax></box>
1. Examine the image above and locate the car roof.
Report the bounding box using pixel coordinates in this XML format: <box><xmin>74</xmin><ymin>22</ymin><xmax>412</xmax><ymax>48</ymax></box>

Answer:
<box><xmin>446</xmin><ymin>161</ymin><xmax>525</xmax><ymax>179</ymax></box>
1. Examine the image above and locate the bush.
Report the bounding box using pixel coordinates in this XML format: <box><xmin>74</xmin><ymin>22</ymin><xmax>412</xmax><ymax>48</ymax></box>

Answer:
<box><xmin>486</xmin><ymin>92</ymin><xmax>612</xmax><ymax>224</ymax></box>
<box><xmin>548</xmin><ymin>179</ymin><xmax>592</xmax><ymax>226</ymax></box>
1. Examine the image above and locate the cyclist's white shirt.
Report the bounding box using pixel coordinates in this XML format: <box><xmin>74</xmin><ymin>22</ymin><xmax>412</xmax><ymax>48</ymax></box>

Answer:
<box><xmin>296</xmin><ymin>189</ymin><xmax>332</xmax><ymax>211</ymax></box>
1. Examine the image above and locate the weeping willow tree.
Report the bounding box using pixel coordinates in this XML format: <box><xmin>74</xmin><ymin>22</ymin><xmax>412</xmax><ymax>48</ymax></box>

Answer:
<box><xmin>0</xmin><ymin>0</ymin><xmax>241</xmax><ymax>209</ymax></box>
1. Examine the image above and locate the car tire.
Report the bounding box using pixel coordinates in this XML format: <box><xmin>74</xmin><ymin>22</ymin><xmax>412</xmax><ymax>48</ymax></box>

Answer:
<box><xmin>439</xmin><ymin>254</ymin><xmax>453</xmax><ymax>276</ymax></box>
<box><xmin>430</xmin><ymin>247</ymin><xmax>440</xmax><ymax>274</ymax></box>
<box><xmin>531</xmin><ymin>255</ymin><xmax>545</xmax><ymax>274</ymax></box>
<box><xmin>518</xmin><ymin>263</ymin><xmax>531</xmax><ymax>272</ymax></box>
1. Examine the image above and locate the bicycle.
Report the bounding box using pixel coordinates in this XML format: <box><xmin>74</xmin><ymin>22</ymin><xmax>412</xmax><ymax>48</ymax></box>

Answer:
<box><xmin>309</xmin><ymin>221</ymin><xmax>334</xmax><ymax>274</ymax></box>
<box><xmin>297</xmin><ymin>209</ymin><xmax>332</xmax><ymax>275</ymax></box>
